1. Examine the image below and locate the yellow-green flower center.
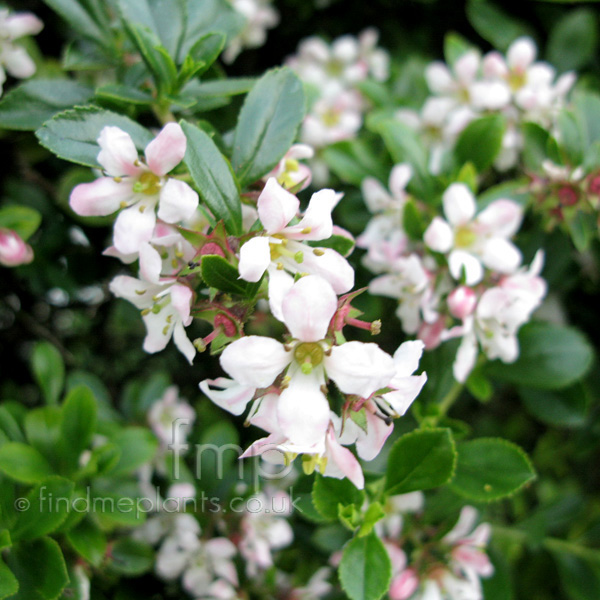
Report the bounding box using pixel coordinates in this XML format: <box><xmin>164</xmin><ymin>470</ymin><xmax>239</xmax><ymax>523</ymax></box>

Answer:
<box><xmin>133</xmin><ymin>171</ymin><xmax>162</xmax><ymax>195</ymax></box>
<box><xmin>294</xmin><ymin>342</ymin><xmax>325</xmax><ymax>374</ymax></box>
<box><xmin>454</xmin><ymin>225</ymin><xmax>477</xmax><ymax>248</ymax></box>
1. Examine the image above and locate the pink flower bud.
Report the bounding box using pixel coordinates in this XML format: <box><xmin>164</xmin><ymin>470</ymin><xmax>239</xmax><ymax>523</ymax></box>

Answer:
<box><xmin>448</xmin><ymin>286</ymin><xmax>477</xmax><ymax>320</ymax></box>
<box><xmin>389</xmin><ymin>568</ymin><xmax>420</xmax><ymax>600</ymax></box>
<box><xmin>557</xmin><ymin>185</ymin><xmax>579</xmax><ymax>207</ymax></box>
<box><xmin>0</xmin><ymin>229</ymin><xmax>34</xmax><ymax>267</ymax></box>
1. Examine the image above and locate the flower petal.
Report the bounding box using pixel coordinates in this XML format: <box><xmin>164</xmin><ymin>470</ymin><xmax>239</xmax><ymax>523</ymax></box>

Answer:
<box><xmin>443</xmin><ymin>183</ymin><xmax>476</xmax><ymax>226</ymax></box>
<box><xmin>355</xmin><ymin>408</ymin><xmax>393</xmax><ymax>461</ymax></box>
<box><xmin>144</xmin><ymin>122</ymin><xmax>187</xmax><ymax>176</ymax></box>
<box><xmin>239</xmin><ymin>236</ymin><xmax>271</xmax><ymax>282</ymax></box>
<box><xmin>257</xmin><ymin>178</ymin><xmax>300</xmax><ymax>234</ymax></box>
<box><xmin>173</xmin><ymin>320</ymin><xmax>195</xmax><ymax>365</ymax></box>
<box><xmin>481</xmin><ymin>238</ymin><xmax>522</xmax><ymax>274</ymax></box>
<box><xmin>113</xmin><ymin>203</ymin><xmax>156</xmax><ymax>255</ymax></box>
<box><xmin>170</xmin><ymin>284</ymin><xmax>193</xmax><ymax>324</ymax></box>
<box><xmin>157</xmin><ymin>179</ymin><xmax>199</xmax><ymax>223</ymax></box>
<box><xmin>324</xmin><ymin>428</ymin><xmax>365</xmax><ymax>489</ymax></box>
<box><xmin>326</xmin><ymin>342</ymin><xmax>395</xmax><ymax>398</ymax></box>
<box><xmin>381</xmin><ymin>373</ymin><xmax>427</xmax><ymax>416</ymax></box>
<box><xmin>220</xmin><ymin>336</ymin><xmax>290</xmax><ymax>388</ymax></box>
<box><xmin>424</xmin><ymin>217</ymin><xmax>453</xmax><ymax>253</ymax></box>
<box><xmin>3</xmin><ymin>46</ymin><xmax>36</xmax><ymax>78</ymax></box>
<box><xmin>392</xmin><ymin>340</ymin><xmax>425</xmax><ymax>378</ymax></box>
<box><xmin>267</xmin><ymin>266</ymin><xmax>294</xmax><ymax>322</ymax></box>
<box><xmin>277</xmin><ymin>371</ymin><xmax>330</xmax><ymax>446</ymax></box>
<box><xmin>449</xmin><ymin>250</ymin><xmax>484</xmax><ymax>285</ymax></box>
<box><xmin>5</xmin><ymin>13</ymin><xmax>44</xmax><ymax>38</ymax></box>
<box><xmin>281</xmin><ymin>275</ymin><xmax>337</xmax><ymax>341</ymax></box>
<box><xmin>476</xmin><ymin>199</ymin><xmax>522</xmax><ymax>238</ymax></box>
<box><xmin>138</xmin><ymin>242</ymin><xmax>163</xmax><ymax>284</ymax></box>
<box><xmin>285</xmin><ymin>188</ymin><xmax>343</xmax><ymax>241</ymax></box>
<box><xmin>97</xmin><ymin>126</ymin><xmax>142</xmax><ymax>177</ymax></box>
<box><xmin>199</xmin><ymin>378</ymin><xmax>256</xmax><ymax>416</ymax></box>
<box><xmin>69</xmin><ymin>177</ymin><xmax>133</xmax><ymax>217</ymax></box>
<box><xmin>294</xmin><ymin>246</ymin><xmax>355</xmax><ymax>294</ymax></box>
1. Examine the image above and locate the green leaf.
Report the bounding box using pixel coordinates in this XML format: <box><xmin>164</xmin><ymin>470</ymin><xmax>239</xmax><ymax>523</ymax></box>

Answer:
<box><xmin>0</xmin><ymin>80</ymin><xmax>94</xmax><ymax>131</ymax></box>
<box><xmin>11</xmin><ymin>477</ymin><xmax>74</xmax><ymax>542</ymax></box>
<box><xmin>466</xmin><ymin>1</ymin><xmax>535</xmax><ymax>52</ymax></box>
<box><xmin>465</xmin><ymin>368</ymin><xmax>493</xmax><ymax>402</ymax></box>
<box><xmin>122</xmin><ymin>23</ymin><xmax>177</xmax><ymax>95</ymax></box>
<box><xmin>294</xmin><ymin>493</ymin><xmax>330</xmax><ymax>523</ymax></box>
<box><xmin>66</xmin><ymin>517</ymin><xmax>107</xmax><ymax>567</ymax></box>
<box><xmin>42</xmin><ymin>0</ymin><xmax>106</xmax><ymax>44</ymax></box>
<box><xmin>322</xmin><ymin>139</ymin><xmax>389</xmax><ymax>187</ymax></box>
<box><xmin>95</xmin><ymin>84</ymin><xmax>154</xmax><ymax>106</ymax></box>
<box><xmin>521</xmin><ymin>122</ymin><xmax>551</xmax><ymax>172</ymax></box>
<box><xmin>5</xmin><ymin>536</ymin><xmax>69</xmax><ymax>600</ymax></box>
<box><xmin>385</xmin><ymin>428</ymin><xmax>456</xmax><ymax>495</ymax></box>
<box><xmin>0</xmin><ymin>407</ymin><xmax>24</xmax><ymax>444</ymax></box>
<box><xmin>0</xmin><ymin>206</ymin><xmax>41</xmax><ymax>242</ymax></box>
<box><xmin>485</xmin><ymin>322</ymin><xmax>594</xmax><ymax>390</ymax></box>
<box><xmin>357</xmin><ymin>502</ymin><xmax>386</xmax><ymax>538</ymax></box>
<box><xmin>312</xmin><ymin>474</ymin><xmax>365</xmax><ymax>521</ymax></box>
<box><xmin>0</xmin><ymin>443</ymin><xmax>54</xmax><ymax>484</ymax></box>
<box><xmin>24</xmin><ymin>407</ymin><xmax>62</xmax><ymax>467</ymax></box>
<box><xmin>110</xmin><ymin>428</ymin><xmax>158</xmax><ymax>476</ymax></box>
<box><xmin>30</xmin><ymin>342</ymin><xmax>64</xmax><ymax>406</ymax></box>
<box><xmin>232</xmin><ymin>67</ymin><xmax>305</xmax><ymax>186</ymax></box>
<box><xmin>201</xmin><ymin>254</ymin><xmax>261</xmax><ymax>297</ymax></box>
<box><xmin>36</xmin><ymin>106</ymin><xmax>153</xmax><ymax>168</ymax></box>
<box><xmin>181</xmin><ymin>120</ymin><xmax>242</xmax><ymax>235</ymax></box>
<box><xmin>547</xmin><ymin>8</ymin><xmax>598</xmax><ymax>73</ymax></box>
<box><xmin>0</xmin><ymin>558</ymin><xmax>18</xmax><ymax>600</ymax></box>
<box><xmin>519</xmin><ymin>384</ymin><xmax>588</xmax><ymax>428</ymax></box>
<box><xmin>338</xmin><ymin>532</ymin><xmax>392</xmax><ymax>600</ymax></box>
<box><xmin>184</xmin><ymin>77</ymin><xmax>256</xmax><ymax>100</ymax></box>
<box><xmin>455</xmin><ymin>114</ymin><xmax>506</xmax><ymax>172</ymax></box>
<box><xmin>59</xmin><ymin>386</ymin><xmax>97</xmax><ymax>472</ymax></box>
<box><xmin>551</xmin><ymin>548</ymin><xmax>600</xmax><ymax>600</ymax></box>
<box><xmin>557</xmin><ymin>109</ymin><xmax>585</xmax><ymax>165</ymax></box>
<box><xmin>184</xmin><ymin>32</ymin><xmax>226</xmax><ymax>79</ymax></box>
<box><xmin>403</xmin><ymin>199</ymin><xmax>426</xmax><ymax>241</ymax></box>
<box><xmin>108</xmin><ymin>538</ymin><xmax>154</xmax><ymax>575</ymax></box>
<box><xmin>450</xmin><ymin>438</ymin><xmax>536</xmax><ymax>502</ymax></box>
<box><xmin>573</xmin><ymin>92</ymin><xmax>600</xmax><ymax>150</ymax></box>
<box><xmin>370</xmin><ymin>118</ymin><xmax>435</xmax><ymax>199</ymax></box>
<box><xmin>568</xmin><ymin>209</ymin><xmax>596</xmax><ymax>252</ymax></box>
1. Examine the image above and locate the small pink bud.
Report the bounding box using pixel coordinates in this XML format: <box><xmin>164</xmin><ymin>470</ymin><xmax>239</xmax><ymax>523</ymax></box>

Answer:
<box><xmin>588</xmin><ymin>173</ymin><xmax>600</xmax><ymax>196</ymax></box>
<box><xmin>447</xmin><ymin>286</ymin><xmax>477</xmax><ymax>320</ymax></box>
<box><xmin>0</xmin><ymin>229</ymin><xmax>34</xmax><ymax>267</ymax></box>
<box><xmin>200</xmin><ymin>242</ymin><xmax>225</xmax><ymax>257</ymax></box>
<box><xmin>557</xmin><ymin>185</ymin><xmax>578</xmax><ymax>207</ymax></box>
<box><xmin>418</xmin><ymin>317</ymin><xmax>446</xmax><ymax>350</ymax></box>
<box><xmin>389</xmin><ymin>568</ymin><xmax>420</xmax><ymax>600</ymax></box>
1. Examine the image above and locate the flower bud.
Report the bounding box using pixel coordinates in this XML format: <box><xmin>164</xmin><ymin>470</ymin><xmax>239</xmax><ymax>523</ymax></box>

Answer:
<box><xmin>447</xmin><ymin>286</ymin><xmax>477</xmax><ymax>320</ymax></box>
<box><xmin>0</xmin><ymin>229</ymin><xmax>34</xmax><ymax>267</ymax></box>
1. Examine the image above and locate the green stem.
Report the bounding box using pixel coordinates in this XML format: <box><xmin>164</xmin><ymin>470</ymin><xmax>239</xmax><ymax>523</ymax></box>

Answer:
<box><xmin>436</xmin><ymin>380</ymin><xmax>464</xmax><ymax>421</ymax></box>
<box><xmin>152</xmin><ymin>102</ymin><xmax>176</xmax><ymax>126</ymax></box>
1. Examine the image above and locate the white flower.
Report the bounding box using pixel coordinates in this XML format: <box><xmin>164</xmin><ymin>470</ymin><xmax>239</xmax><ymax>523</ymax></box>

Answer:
<box><xmin>0</xmin><ymin>9</ymin><xmax>43</xmax><ymax>95</ymax></box>
<box><xmin>70</xmin><ymin>123</ymin><xmax>198</xmax><ymax>256</ymax></box>
<box><xmin>109</xmin><ymin>275</ymin><xmax>196</xmax><ymax>364</ymax></box>
<box><xmin>424</xmin><ymin>183</ymin><xmax>523</xmax><ymax>285</ymax></box>
<box><xmin>238</xmin><ymin>178</ymin><xmax>353</xmax><ymax>318</ymax></box>
<box><xmin>201</xmin><ymin>275</ymin><xmax>395</xmax><ymax>449</ymax></box>
<box><xmin>148</xmin><ymin>386</ymin><xmax>195</xmax><ymax>447</ymax></box>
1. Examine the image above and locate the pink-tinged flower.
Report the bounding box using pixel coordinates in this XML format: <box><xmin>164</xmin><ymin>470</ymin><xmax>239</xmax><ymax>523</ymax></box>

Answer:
<box><xmin>201</xmin><ymin>275</ymin><xmax>395</xmax><ymax>449</ymax></box>
<box><xmin>300</xmin><ymin>91</ymin><xmax>363</xmax><ymax>148</ymax></box>
<box><xmin>0</xmin><ymin>228</ymin><xmax>33</xmax><ymax>266</ymax></box>
<box><xmin>104</xmin><ymin>222</ymin><xmax>196</xmax><ymax>283</ymax></box>
<box><xmin>0</xmin><ymin>9</ymin><xmax>43</xmax><ymax>95</ymax></box>
<box><xmin>451</xmin><ymin>251</ymin><xmax>546</xmax><ymax>382</ymax></box>
<box><xmin>264</xmin><ymin>144</ymin><xmax>314</xmax><ymax>191</ymax></box>
<box><xmin>239</xmin><ymin>489</ymin><xmax>294</xmax><ymax>576</ymax></box>
<box><xmin>385</xmin><ymin>543</ymin><xmax>420</xmax><ymax>600</ymax></box>
<box><xmin>148</xmin><ymin>386</ymin><xmax>195</xmax><ymax>447</ymax></box>
<box><xmin>109</xmin><ymin>275</ymin><xmax>196</xmax><ymax>364</ymax></box>
<box><xmin>238</xmin><ymin>178</ymin><xmax>354</xmax><ymax>317</ymax></box>
<box><xmin>70</xmin><ymin>123</ymin><xmax>198</xmax><ymax>255</ymax></box>
<box><xmin>424</xmin><ymin>183</ymin><xmax>523</xmax><ymax>285</ymax></box>
<box><xmin>447</xmin><ymin>286</ymin><xmax>477</xmax><ymax>320</ymax></box>
<box><xmin>288</xmin><ymin>567</ymin><xmax>333</xmax><ymax>600</ymax></box>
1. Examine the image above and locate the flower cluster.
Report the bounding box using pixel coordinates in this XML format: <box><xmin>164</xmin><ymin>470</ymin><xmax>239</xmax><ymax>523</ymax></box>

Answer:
<box><xmin>359</xmin><ymin>168</ymin><xmax>547</xmax><ymax>382</ymax></box>
<box><xmin>398</xmin><ymin>37</ymin><xmax>576</xmax><ymax>172</ymax></box>
<box><xmin>223</xmin><ymin>0</ymin><xmax>279</xmax><ymax>64</ymax></box>
<box><xmin>378</xmin><ymin>494</ymin><xmax>494</xmax><ymax>600</ymax></box>
<box><xmin>201</xmin><ymin>274</ymin><xmax>427</xmax><ymax>489</ymax></box>
<box><xmin>287</xmin><ymin>29</ymin><xmax>389</xmax><ymax>167</ymax></box>
<box><xmin>0</xmin><ymin>8</ymin><xmax>43</xmax><ymax>96</ymax></box>
<box><xmin>70</xmin><ymin>124</ymin><xmax>201</xmax><ymax>363</ymax></box>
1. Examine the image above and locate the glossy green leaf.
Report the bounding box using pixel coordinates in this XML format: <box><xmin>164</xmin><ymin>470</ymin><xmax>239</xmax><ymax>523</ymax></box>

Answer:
<box><xmin>519</xmin><ymin>384</ymin><xmax>588</xmax><ymax>428</ymax></box>
<box><xmin>339</xmin><ymin>532</ymin><xmax>392</xmax><ymax>600</ymax></box>
<box><xmin>312</xmin><ymin>474</ymin><xmax>365</xmax><ymax>521</ymax></box>
<box><xmin>485</xmin><ymin>322</ymin><xmax>593</xmax><ymax>390</ymax></box>
<box><xmin>30</xmin><ymin>342</ymin><xmax>64</xmax><ymax>406</ymax></box>
<box><xmin>0</xmin><ymin>80</ymin><xmax>93</xmax><ymax>131</ymax></box>
<box><xmin>11</xmin><ymin>477</ymin><xmax>74</xmax><ymax>542</ymax></box>
<box><xmin>5</xmin><ymin>536</ymin><xmax>68</xmax><ymax>600</ymax></box>
<box><xmin>232</xmin><ymin>67</ymin><xmax>305</xmax><ymax>186</ymax></box>
<box><xmin>181</xmin><ymin>120</ymin><xmax>242</xmax><ymax>235</ymax></box>
<box><xmin>385</xmin><ymin>428</ymin><xmax>456</xmax><ymax>495</ymax></box>
<box><xmin>455</xmin><ymin>114</ymin><xmax>505</xmax><ymax>172</ymax></box>
<box><xmin>450</xmin><ymin>438</ymin><xmax>536</xmax><ymax>502</ymax></box>
<box><xmin>108</xmin><ymin>538</ymin><xmax>154</xmax><ymax>575</ymax></box>
<box><xmin>42</xmin><ymin>0</ymin><xmax>106</xmax><ymax>44</ymax></box>
<box><xmin>66</xmin><ymin>518</ymin><xmax>107</xmax><ymax>567</ymax></box>
<box><xmin>24</xmin><ymin>407</ymin><xmax>62</xmax><ymax>467</ymax></box>
<box><xmin>0</xmin><ymin>443</ymin><xmax>54</xmax><ymax>484</ymax></box>
<box><xmin>201</xmin><ymin>254</ymin><xmax>261</xmax><ymax>297</ymax></box>
<box><xmin>547</xmin><ymin>8</ymin><xmax>598</xmax><ymax>72</ymax></box>
<box><xmin>36</xmin><ymin>106</ymin><xmax>153</xmax><ymax>168</ymax></box>
<box><xmin>60</xmin><ymin>386</ymin><xmax>97</xmax><ymax>471</ymax></box>
<box><xmin>0</xmin><ymin>206</ymin><xmax>41</xmax><ymax>242</ymax></box>
<box><xmin>110</xmin><ymin>428</ymin><xmax>158</xmax><ymax>476</ymax></box>
<box><xmin>95</xmin><ymin>84</ymin><xmax>154</xmax><ymax>106</ymax></box>
<box><xmin>0</xmin><ymin>557</ymin><xmax>18</xmax><ymax>600</ymax></box>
